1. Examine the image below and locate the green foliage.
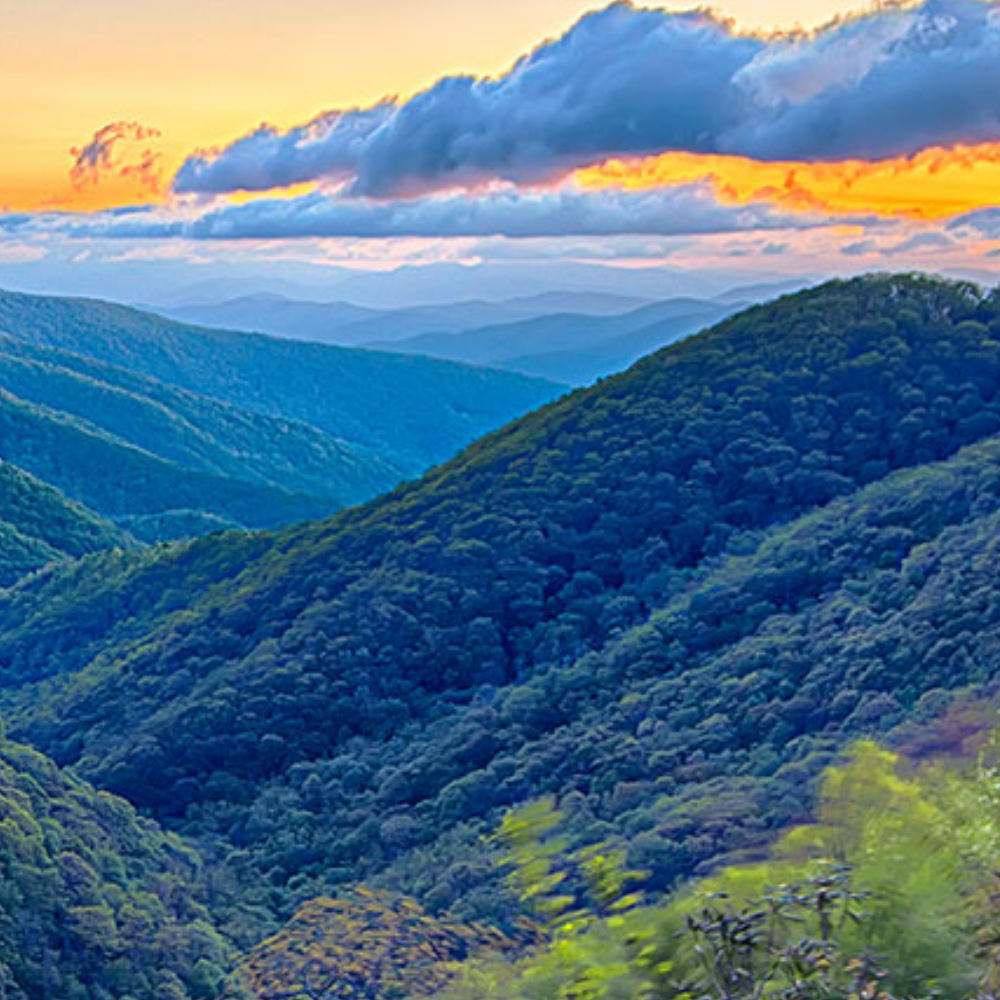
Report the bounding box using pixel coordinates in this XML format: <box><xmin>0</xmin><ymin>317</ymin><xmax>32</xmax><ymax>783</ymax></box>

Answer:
<box><xmin>677</xmin><ymin>742</ymin><xmax>981</xmax><ymax>998</ymax></box>
<box><xmin>497</xmin><ymin>800</ymin><xmax>644</xmax><ymax>935</ymax></box>
<box><xmin>0</xmin><ymin>460</ymin><xmax>128</xmax><ymax>586</ymax></box>
<box><xmin>675</xmin><ymin>868</ymin><xmax>878</xmax><ymax>1000</ymax></box>
<box><xmin>449</xmin><ymin>739</ymin><xmax>1000</xmax><ymax>1000</ymax></box>
<box><xmin>0</xmin><ymin>733</ymin><xmax>232</xmax><ymax>999</ymax></box>
<box><xmin>488</xmin><ymin>800</ymin><xmax>661</xmax><ymax>1000</ymax></box>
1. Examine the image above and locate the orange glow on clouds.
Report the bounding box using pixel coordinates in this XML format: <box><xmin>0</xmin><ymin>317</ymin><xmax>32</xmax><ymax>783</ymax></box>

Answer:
<box><xmin>576</xmin><ymin>143</ymin><xmax>1000</xmax><ymax>221</ymax></box>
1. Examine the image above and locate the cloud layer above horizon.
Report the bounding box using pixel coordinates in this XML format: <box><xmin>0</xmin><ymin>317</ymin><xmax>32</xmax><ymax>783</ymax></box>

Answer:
<box><xmin>3</xmin><ymin>183</ymin><xmax>819</xmax><ymax>242</ymax></box>
<box><xmin>174</xmin><ymin>0</ymin><xmax>1000</xmax><ymax>200</ymax></box>
<box><xmin>4</xmin><ymin>0</ymin><xmax>1000</xmax><ymax>285</ymax></box>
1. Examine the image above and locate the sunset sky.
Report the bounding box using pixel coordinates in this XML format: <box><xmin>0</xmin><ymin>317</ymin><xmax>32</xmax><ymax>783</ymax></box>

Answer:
<box><xmin>3</xmin><ymin>0</ymin><xmax>1000</xmax><ymax>297</ymax></box>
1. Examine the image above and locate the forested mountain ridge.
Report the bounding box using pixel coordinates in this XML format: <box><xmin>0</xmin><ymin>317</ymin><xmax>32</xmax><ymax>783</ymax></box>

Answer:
<box><xmin>2</xmin><ymin>274</ymin><xmax>1000</xmax><ymax>926</ymax></box>
<box><xmin>371</xmin><ymin>297</ymin><xmax>732</xmax><ymax>384</ymax></box>
<box><xmin>0</xmin><ymin>336</ymin><xmax>400</xmax><ymax>506</ymax></box>
<box><xmin>0</xmin><ymin>289</ymin><xmax>564</xmax><ymax>477</ymax></box>
<box><xmin>0</xmin><ymin>460</ymin><xmax>128</xmax><ymax>585</ymax></box>
<box><xmin>0</xmin><ymin>386</ymin><xmax>334</xmax><ymax>540</ymax></box>
<box><xmin>0</xmin><ymin>288</ymin><xmax>562</xmax><ymax>554</ymax></box>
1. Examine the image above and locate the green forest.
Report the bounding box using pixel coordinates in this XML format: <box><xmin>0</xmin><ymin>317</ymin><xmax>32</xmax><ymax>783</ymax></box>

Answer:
<box><xmin>1</xmin><ymin>274</ymin><xmax>1000</xmax><ymax>996</ymax></box>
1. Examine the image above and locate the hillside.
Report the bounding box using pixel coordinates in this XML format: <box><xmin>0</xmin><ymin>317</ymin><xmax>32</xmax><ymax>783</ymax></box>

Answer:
<box><xmin>0</xmin><ymin>734</ymin><xmax>231</xmax><ymax>999</ymax></box>
<box><xmin>0</xmin><ymin>290</ymin><xmax>564</xmax><ymax>477</ymax></box>
<box><xmin>0</xmin><ymin>336</ymin><xmax>400</xmax><ymax>505</ymax></box>
<box><xmin>0</xmin><ymin>334</ymin><xmax>410</xmax><ymax>541</ymax></box>
<box><xmin>0</xmin><ymin>387</ymin><xmax>340</xmax><ymax>540</ymax></box>
<box><xmin>1</xmin><ymin>274</ymin><xmax>999</xmax><ymax>924</ymax></box>
<box><xmin>0</xmin><ymin>461</ymin><xmax>128</xmax><ymax>586</ymax></box>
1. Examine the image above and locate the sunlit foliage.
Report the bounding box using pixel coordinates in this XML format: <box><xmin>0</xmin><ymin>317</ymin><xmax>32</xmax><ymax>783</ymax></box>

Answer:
<box><xmin>226</xmin><ymin>887</ymin><xmax>519</xmax><ymax>1000</ymax></box>
<box><xmin>446</xmin><ymin>738</ymin><xmax>1000</xmax><ymax>1000</ymax></box>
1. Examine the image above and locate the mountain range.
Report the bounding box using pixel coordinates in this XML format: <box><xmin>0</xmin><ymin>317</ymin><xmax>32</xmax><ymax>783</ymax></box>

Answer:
<box><xmin>151</xmin><ymin>289</ymin><xmax>746</xmax><ymax>386</ymax></box>
<box><xmin>1</xmin><ymin>274</ymin><xmax>1000</xmax><ymax>998</ymax></box>
<box><xmin>0</xmin><ymin>273</ymin><xmax>996</xmax><ymax>928</ymax></box>
<box><xmin>0</xmin><ymin>289</ymin><xmax>561</xmax><ymax>556</ymax></box>
<box><xmin>374</xmin><ymin>296</ymin><xmax>736</xmax><ymax>383</ymax></box>
<box><xmin>154</xmin><ymin>290</ymin><xmax>651</xmax><ymax>348</ymax></box>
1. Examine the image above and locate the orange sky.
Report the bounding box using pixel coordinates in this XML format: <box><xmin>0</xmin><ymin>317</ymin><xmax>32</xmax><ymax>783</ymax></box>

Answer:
<box><xmin>577</xmin><ymin>144</ymin><xmax>1000</xmax><ymax>221</ymax></box>
<box><xmin>0</xmin><ymin>0</ymin><xmax>902</xmax><ymax>213</ymax></box>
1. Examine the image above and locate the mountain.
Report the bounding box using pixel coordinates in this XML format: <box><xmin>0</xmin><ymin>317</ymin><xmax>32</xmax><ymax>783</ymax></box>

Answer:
<box><xmin>155</xmin><ymin>294</ymin><xmax>386</xmax><ymax>345</ymax></box>
<box><xmin>0</xmin><ymin>288</ymin><xmax>563</xmax><ymax>482</ymax></box>
<box><xmin>2</xmin><ymin>274</ymin><xmax>999</xmax><ymax>926</ymax></box>
<box><xmin>0</xmin><ymin>460</ymin><xmax>128</xmax><ymax>586</ymax></box>
<box><xmin>0</xmin><ymin>256</ymin><xmax>759</xmax><ymax>309</ymax></box>
<box><xmin>386</xmin><ymin>298</ymin><xmax>735</xmax><ymax>384</ymax></box>
<box><xmin>153</xmin><ymin>291</ymin><xmax>651</xmax><ymax>348</ymax></box>
<box><xmin>374</xmin><ymin>298</ymin><xmax>732</xmax><ymax>384</ymax></box>
<box><xmin>505</xmin><ymin>291</ymin><xmax>652</xmax><ymax>316</ymax></box>
<box><xmin>0</xmin><ymin>382</ymin><xmax>339</xmax><ymax>541</ymax></box>
<box><xmin>713</xmin><ymin>277</ymin><xmax>814</xmax><ymax>305</ymax></box>
<box><xmin>500</xmin><ymin>317</ymin><xmax>712</xmax><ymax>384</ymax></box>
<box><xmin>304</xmin><ymin>260</ymin><xmax>755</xmax><ymax>308</ymax></box>
<box><xmin>0</xmin><ymin>335</ymin><xmax>406</xmax><ymax>539</ymax></box>
<box><xmin>0</xmin><ymin>734</ymin><xmax>231</xmax><ymax>999</ymax></box>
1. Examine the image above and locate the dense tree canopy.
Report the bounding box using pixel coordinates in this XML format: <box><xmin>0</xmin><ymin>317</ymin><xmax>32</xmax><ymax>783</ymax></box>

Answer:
<box><xmin>0</xmin><ymin>734</ymin><xmax>231</xmax><ymax>999</ymax></box>
<box><xmin>0</xmin><ymin>460</ymin><xmax>128</xmax><ymax>586</ymax></box>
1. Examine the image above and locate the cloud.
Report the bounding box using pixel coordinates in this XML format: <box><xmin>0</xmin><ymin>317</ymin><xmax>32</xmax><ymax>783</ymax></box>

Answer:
<box><xmin>838</xmin><ymin>223</ymin><xmax>966</xmax><ymax>254</ymax></box>
<box><xmin>0</xmin><ymin>242</ymin><xmax>46</xmax><ymax>264</ymax></box>
<box><xmin>951</xmin><ymin>205</ymin><xmax>1000</xmax><ymax>237</ymax></box>
<box><xmin>883</xmin><ymin>230</ymin><xmax>956</xmax><ymax>254</ymax></box>
<box><xmin>841</xmin><ymin>239</ymin><xmax>878</xmax><ymax>255</ymax></box>
<box><xmin>71</xmin><ymin>122</ymin><xmax>163</xmax><ymax>191</ymax></box>
<box><xmin>173</xmin><ymin>0</ymin><xmax>1000</xmax><ymax>199</ymax></box>
<box><xmin>20</xmin><ymin>183</ymin><xmax>821</xmax><ymax>242</ymax></box>
<box><xmin>175</xmin><ymin>105</ymin><xmax>392</xmax><ymax>196</ymax></box>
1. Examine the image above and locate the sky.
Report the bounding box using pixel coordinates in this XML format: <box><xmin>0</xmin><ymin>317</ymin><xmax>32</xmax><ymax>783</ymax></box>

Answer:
<box><xmin>2</xmin><ymin>0</ymin><xmax>1000</xmax><ymax>301</ymax></box>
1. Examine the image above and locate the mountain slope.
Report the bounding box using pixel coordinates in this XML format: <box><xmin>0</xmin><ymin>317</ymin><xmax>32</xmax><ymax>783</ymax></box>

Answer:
<box><xmin>0</xmin><ymin>461</ymin><xmax>128</xmax><ymax>586</ymax></box>
<box><xmin>0</xmin><ymin>735</ymin><xmax>230</xmax><ymax>999</ymax></box>
<box><xmin>1</xmin><ymin>274</ymin><xmax>999</xmax><ymax>919</ymax></box>
<box><xmin>0</xmin><ymin>290</ymin><xmax>564</xmax><ymax>477</ymax></box>
<box><xmin>0</xmin><ymin>387</ymin><xmax>331</xmax><ymax>540</ymax></box>
<box><xmin>0</xmin><ymin>336</ymin><xmax>400</xmax><ymax>507</ymax></box>
<box><xmin>501</xmin><ymin>307</ymin><xmax>733</xmax><ymax>383</ymax></box>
